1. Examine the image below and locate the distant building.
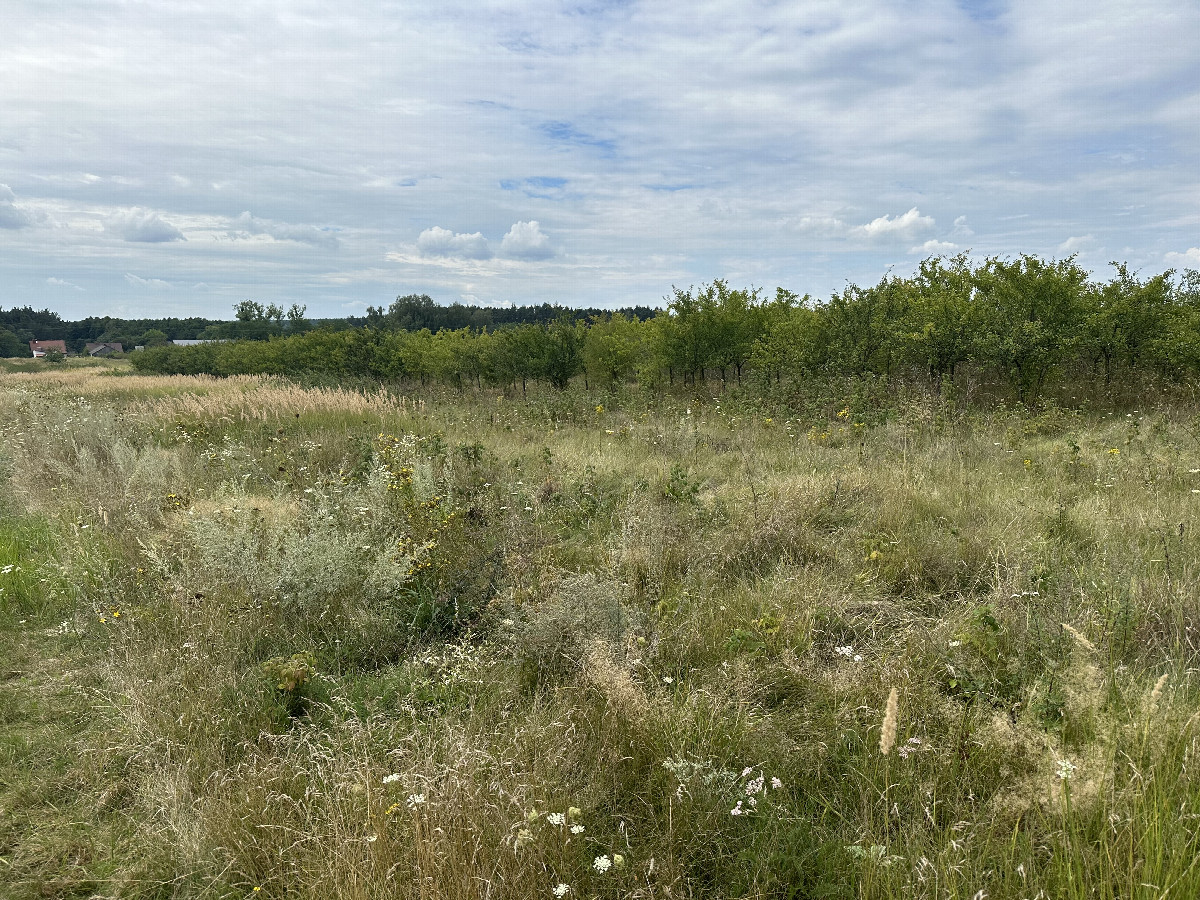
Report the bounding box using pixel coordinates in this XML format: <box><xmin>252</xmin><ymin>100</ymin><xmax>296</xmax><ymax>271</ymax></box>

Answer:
<box><xmin>29</xmin><ymin>339</ymin><xmax>68</xmax><ymax>358</ymax></box>
<box><xmin>85</xmin><ymin>342</ymin><xmax>124</xmax><ymax>357</ymax></box>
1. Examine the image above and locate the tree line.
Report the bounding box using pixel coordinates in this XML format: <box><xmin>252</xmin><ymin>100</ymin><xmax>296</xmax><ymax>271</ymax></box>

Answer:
<box><xmin>129</xmin><ymin>255</ymin><xmax>1200</xmax><ymax>403</ymax></box>
<box><xmin>0</xmin><ymin>297</ymin><xmax>656</xmax><ymax>357</ymax></box>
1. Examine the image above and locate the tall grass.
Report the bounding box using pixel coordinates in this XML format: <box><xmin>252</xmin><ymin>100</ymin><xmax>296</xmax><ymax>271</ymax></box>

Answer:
<box><xmin>1</xmin><ymin>369</ymin><xmax>1199</xmax><ymax>898</ymax></box>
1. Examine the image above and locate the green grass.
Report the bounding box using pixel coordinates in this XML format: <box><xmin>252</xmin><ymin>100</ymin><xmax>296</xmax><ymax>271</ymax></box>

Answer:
<box><xmin>2</xmin><ymin>372</ymin><xmax>1200</xmax><ymax>898</ymax></box>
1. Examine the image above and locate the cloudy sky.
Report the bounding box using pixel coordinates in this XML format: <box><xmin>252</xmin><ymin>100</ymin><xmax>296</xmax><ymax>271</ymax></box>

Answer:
<box><xmin>2</xmin><ymin>0</ymin><xmax>1199</xmax><ymax>319</ymax></box>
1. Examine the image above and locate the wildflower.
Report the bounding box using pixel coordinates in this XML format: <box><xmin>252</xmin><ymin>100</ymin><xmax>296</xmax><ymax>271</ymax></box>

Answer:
<box><xmin>612</xmin><ymin>853</ymin><xmax>625</xmax><ymax>868</ymax></box>
<box><xmin>661</xmin><ymin>676</ymin><xmax>674</xmax><ymax>684</ymax></box>
<box><xmin>771</xmin><ymin>777</ymin><xmax>783</xmax><ymax>789</ymax></box>
<box><xmin>948</xmin><ymin>640</ymin><xmax>961</xmax><ymax>648</ymax></box>
<box><xmin>515</xmin><ymin>828</ymin><xmax>534</xmax><ymax>850</ymax></box>
<box><xmin>745</xmin><ymin>775</ymin><xmax>765</xmax><ymax>796</ymax></box>
<box><xmin>567</xmin><ymin>806</ymin><xmax>582</xmax><ymax>820</ymax></box>
<box><xmin>835</xmin><ymin>645</ymin><xmax>854</xmax><ymax>658</ymax></box>
<box><xmin>593</xmin><ymin>855</ymin><xmax>612</xmax><ymax>873</ymax></box>
<box><xmin>546</xmin><ymin>812</ymin><xmax>566</xmax><ymax>826</ymax></box>
<box><xmin>553</xmin><ymin>884</ymin><xmax>570</xmax><ymax>897</ymax></box>
<box><xmin>382</xmin><ymin>773</ymin><xmax>402</xmax><ymax>785</ymax></box>
<box><xmin>570</xmin><ymin>824</ymin><xmax>585</xmax><ymax>834</ymax></box>
<box><xmin>527</xmin><ymin>808</ymin><xmax>540</xmax><ymax>822</ymax></box>
<box><xmin>730</xmin><ymin>801</ymin><xmax>745</xmax><ymax>816</ymax></box>
<box><xmin>879</xmin><ymin>688</ymin><xmax>899</xmax><ymax>755</ymax></box>
<box><xmin>406</xmin><ymin>793</ymin><xmax>426</xmax><ymax>808</ymax></box>
<box><xmin>1055</xmin><ymin>758</ymin><xmax>1077</xmax><ymax>781</ymax></box>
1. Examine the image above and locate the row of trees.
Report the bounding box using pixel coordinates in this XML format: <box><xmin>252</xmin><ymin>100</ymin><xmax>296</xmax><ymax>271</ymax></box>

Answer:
<box><xmin>130</xmin><ymin>254</ymin><xmax>1200</xmax><ymax>402</ymax></box>
<box><xmin>131</xmin><ymin>256</ymin><xmax>1200</xmax><ymax>405</ymax></box>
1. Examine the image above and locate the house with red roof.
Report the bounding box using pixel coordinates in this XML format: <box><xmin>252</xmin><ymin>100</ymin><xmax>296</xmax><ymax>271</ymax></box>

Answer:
<box><xmin>29</xmin><ymin>340</ymin><xmax>68</xmax><ymax>358</ymax></box>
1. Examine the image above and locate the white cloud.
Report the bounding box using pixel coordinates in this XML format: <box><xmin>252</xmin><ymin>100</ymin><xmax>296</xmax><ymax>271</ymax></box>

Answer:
<box><xmin>791</xmin><ymin>215</ymin><xmax>848</xmax><ymax>237</ymax></box>
<box><xmin>1057</xmin><ymin>234</ymin><xmax>1097</xmax><ymax>254</ymax></box>
<box><xmin>125</xmin><ymin>273</ymin><xmax>173</xmax><ymax>289</ymax></box>
<box><xmin>2</xmin><ymin>1</ymin><xmax>1200</xmax><ymax>313</ymax></box>
<box><xmin>909</xmin><ymin>240</ymin><xmax>958</xmax><ymax>255</ymax></box>
<box><xmin>106</xmin><ymin>208</ymin><xmax>185</xmax><ymax>243</ymax></box>
<box><xmin>1165</xmin><ymin>247</ymin><xmax>1200</xmax><ymax>267</ymax></box>
<box><xmin>46</xmin><ymin>277</ymin><xmax>83</xmax><ymax>290</ymax></box>
<box><xmin>0</xmin><ymin>184</ymin><xmax>37</xmax><ymax>229</ymax></box>
<box><xmin>499</xmin><ymin>220</ymin><xmax>555</xmax><ymax>260</ymax></box>
<box><xmin>416</xmin><ymin>226</ymin><xmax>493</xmax><ymax>260</ymax></box>
<box><xmin>855</xmin><ymin>208</ymin><xmax>936</xmax><ymax>240</ymax></box>
<box><xmin>228</xmin><ymin>211</ymin><xmax>339</xmax><ymax>249</ymax></box>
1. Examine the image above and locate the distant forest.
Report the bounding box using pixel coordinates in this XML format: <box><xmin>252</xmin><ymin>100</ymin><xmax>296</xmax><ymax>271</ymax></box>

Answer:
<box><xmin>0</xmin><ymin>295</ymin><xmax>659</xmax><ymax>357</ymax></box>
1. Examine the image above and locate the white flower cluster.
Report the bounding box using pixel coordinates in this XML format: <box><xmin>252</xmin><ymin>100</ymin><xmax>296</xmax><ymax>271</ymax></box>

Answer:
<box><xmin>834</xmin><ymin>645</ymin><xmax>863</xmax><ymax>662</ymax></box>
<box><xmin>897</xmin><ymin>737</ymin><xmax>925</xmax><ymax>760</ymax></box>
<box><xmin>730</xmin><ymin>767</ymin><xmax>784</xmax><ymax>815</ymax></box>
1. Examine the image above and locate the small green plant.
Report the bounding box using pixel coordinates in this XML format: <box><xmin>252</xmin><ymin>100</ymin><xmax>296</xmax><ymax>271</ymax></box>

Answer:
<box><xmin>260</xmin><ymin>651</ymin><xmax>317</xmax><ymax>717</ymax></box>
<box><xmin>663</xmin><ymin>462</ymin><xmax>700</xmax><ymax>503</ymax></box>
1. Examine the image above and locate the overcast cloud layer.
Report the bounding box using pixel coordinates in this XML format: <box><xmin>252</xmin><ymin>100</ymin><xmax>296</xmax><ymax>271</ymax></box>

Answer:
<box><xmin>2</xmin><ymin>0</ymin><xmax>1199</xmax><ymax>318</ymax></box>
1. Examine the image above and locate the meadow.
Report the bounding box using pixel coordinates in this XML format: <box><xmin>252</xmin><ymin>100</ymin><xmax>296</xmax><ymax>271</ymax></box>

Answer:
<box><xmin>2</xmin><ymin>361</ymin><xmax>1200</xmax><ymax>899</ymax></box>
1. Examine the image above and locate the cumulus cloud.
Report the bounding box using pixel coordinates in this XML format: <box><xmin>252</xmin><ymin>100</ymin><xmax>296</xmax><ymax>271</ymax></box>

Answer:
<box><xmin>1057</xmin><ymin>234</ymin><xmax>1097</xmax><ymax>254</ymax></box>
<box><xmin>910</xmin><ymin>239</ymin><xmax>959</xmax><ymax>255</ymax></box>
<box><xmin>416</xmin><ymin>226</ymin><xmax>493</xmax><ymax>260</ymax></box>
<box><xmin>951</xmin><ymin>216</ymin><xmax>973</xmax><ymax>237</ymax></box>
<box><xmin>46</xmin><ymin>277</ymin><xmax>83</xmax><ymax>290</ymax></box>
<box><xmin>1165</xmin><ymin>247</ymin><xmax>1200</xmax><ymax>267</ymax></box>
<box><xmin>125</xmin><ymin>272</ymin><xmax>172</xmax><ymax>289</ymax></box>
<box><xmin>855</xmin><ymin>208</ymin><xmax>936</xmax><ymax>240</ymax></box>
<box><xmin>229</xmin><ymin>211</ymin><xmax>339</xmax><ymax>249</ymax></box>
<box><xmin>106</xmin><ymin>208</ymin><xmax>186</xmax><ymax>242</ymax></box>
<box><xmin>499</xmin><ymin>220</ymin><xmax>555</xmax><ymax>260</ymax></box>
<box><xmin>0</xmin><ymin>184</ymin><xmax>37</xmax><ymax>229</ymax></box>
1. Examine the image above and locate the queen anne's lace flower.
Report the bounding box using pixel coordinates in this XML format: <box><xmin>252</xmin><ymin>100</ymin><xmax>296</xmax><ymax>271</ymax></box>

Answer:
<box><xmin>546</xmin><ymin>812</ymin><xmax>565</xmax><ymax>826</ymax></box>
<box><xmin>593</xmin><ymin>855</ymin><xmax>612</xmax><ymax>873</ymax></box>
<box><xmin>553</xmin><ymin>884</ymin><xmax>570</xmax><ymax>897</ymax></box>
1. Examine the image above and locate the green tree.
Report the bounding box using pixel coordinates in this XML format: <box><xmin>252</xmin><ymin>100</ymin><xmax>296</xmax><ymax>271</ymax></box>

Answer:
<box><xmin>583</xmin><ymin>313</ymin><xmax>644</xmax><ymax>386</ymax></box>
<box><xmin>902</xmin><ymin>253</ymin><xmax>978</xmax><ymax>386</ymax></box>
<box><xmin>750</xmin><ymin>290</ymin><xmax>819</xmax><ymax>385</ymax></box>
<box><xmin>972</xmin><ymin>255</ymin><xmax>1089</xmax><ymax>401</ymax></box>
<box><xmin>139</xmin><ymin>328</ymin><xmax>170</xmax><ymax>347</ymax></box>
<box><xmin>0</xmin><ymin>328</ymin><xmax>26</xmax><ymax>358</ymax></box>
<box><xmin>544</xmin><ymin>316</ymin><xmax>583</xmax><ymax>389</ymax></box>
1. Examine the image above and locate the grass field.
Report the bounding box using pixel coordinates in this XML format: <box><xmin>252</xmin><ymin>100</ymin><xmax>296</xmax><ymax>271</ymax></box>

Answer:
<box><xmin>2</xmin><ymin>363</ymin><xmax>1200</xmax><ymax>899</ymax></box>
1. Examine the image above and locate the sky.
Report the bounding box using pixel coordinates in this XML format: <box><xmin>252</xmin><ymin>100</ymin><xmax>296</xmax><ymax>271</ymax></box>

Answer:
<box><xmin>2</xmin><ymin>0</ymin><xmax>1199</xmax><ymax>320</ymax></box>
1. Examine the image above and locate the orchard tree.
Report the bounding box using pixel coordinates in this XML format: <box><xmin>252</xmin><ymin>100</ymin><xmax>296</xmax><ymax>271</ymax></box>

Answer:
<box><xmin>972</xmin><ymin>255</ymin><xmax>1089</xmax><ymax>401</ymax></box>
